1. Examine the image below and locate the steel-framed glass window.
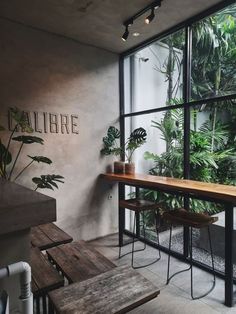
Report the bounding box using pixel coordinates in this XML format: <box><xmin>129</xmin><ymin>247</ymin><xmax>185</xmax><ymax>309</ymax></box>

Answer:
<box><xmin>119</xmin><ymin>0</ymin><xmax>236</xmax><ymax>277</ymax></box>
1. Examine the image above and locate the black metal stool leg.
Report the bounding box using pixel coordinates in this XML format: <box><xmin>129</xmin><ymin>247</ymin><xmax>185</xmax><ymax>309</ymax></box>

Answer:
<box><xmin>167</xmin><ymin>225</ymin><xmax>172</xmax><ymax>284</ymax></box>
<box><xmin>155</xmin><ymin>210</ymin><xmax>161</xmax><ymax>260</ymax></box>
<box><xmin>191</xmin><ymin>226</ymin><xmax>216</xmax><ymax>300</ymax></box>
<box><xmin>167</xmin><ymin>225</ymin><xmax>191</xmax><ymax>285</ymax></box>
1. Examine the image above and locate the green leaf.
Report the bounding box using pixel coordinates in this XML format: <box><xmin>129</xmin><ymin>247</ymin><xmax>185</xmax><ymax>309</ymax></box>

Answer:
<box><xmin>32</xmin><ymin>174</ymin><xmax>64</xmax><ymax>191</ymax></box>
<box><xmin>107</xmin><ymin>126</ymin><xmax>120</xmax><ymax>139</ymax></box>
<box><xmin>12</xmin><ymin>136</ymin><xmax>44</xmax><ymax>145</ymax></box>
<box><xmin>0</xmin><ymin>143</ymin><xmax>12</xmax><ymax>165</ymax></box>
<box><xmin>28</xmin><ymin>155</ymin><xmax>52</xmax><ymax>164</ymax></box>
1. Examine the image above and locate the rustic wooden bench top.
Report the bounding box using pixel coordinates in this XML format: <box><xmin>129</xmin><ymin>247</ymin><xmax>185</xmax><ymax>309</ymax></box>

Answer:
<box><xmin>31</xmin><ymin>223</ymin><xmax>73</xmax><ymax>250</ymax></box>
<box><xmin>49</xmin><ymin>265</ymin><xmax>160</xmax><ymax>314</ymax></box>
<box><xmin>30</xmin><ymin>247</ymin><xmax>64</xmax><ymax>296</ymax></box>
<box><xmin>46</xmin><ymin>240</ymin><xmax>116</xmax><ymax>283</ymax></box>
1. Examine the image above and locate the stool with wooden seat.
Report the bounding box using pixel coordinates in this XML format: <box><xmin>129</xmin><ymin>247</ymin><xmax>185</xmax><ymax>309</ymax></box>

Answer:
<box><xmin>119</xmin><ymin>198</ymin><xmax>163</xmax><ymax>269</ymax></box>
<box><xmin>31</xmin><ymin>247</ymin><xmax>64</xmax><ymax>314</ymax></box>
<box><xmin>46</xmin><ymin>240</ymin><xmax>116</xmax><ymax>284</ymax></box>
<box><xmin>163</xmin><ymin>208</ymin><xmax>218</xmax><ymax>300</ymax></box>
<box><xmin>31</xmin><ymin>223</ymin><xmax>73</xmax><ymax>250</ymax></box>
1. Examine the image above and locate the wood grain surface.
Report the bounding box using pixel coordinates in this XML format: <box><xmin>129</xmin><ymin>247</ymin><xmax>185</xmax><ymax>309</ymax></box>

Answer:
<box><xmin>30</xmin><ymin>247</ymin><xmax>64</xmax><ymax>295</ymax></box>
<box><xmin>31</xmin><ymin>223</ymin><xmax>73</xmax><ymax>250</ymax></box>
<box><xmin>101</xmin><ymin>173</ymin><xmax>236</xmax><ymax>204</ymax></box>
<box><xmin>46</xmin><ymin>240</ymin><xmax>115</xmax><ymax>283</ymax></box>
<box><xmin>49</xmin><ymin>265</ymin><xmax>160</xmax><ymax>314</ymax></box>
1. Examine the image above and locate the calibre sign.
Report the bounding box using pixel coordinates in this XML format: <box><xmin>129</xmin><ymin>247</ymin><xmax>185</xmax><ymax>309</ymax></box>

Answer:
<box><xmin>8</xmin><ymin>110</ymin><xmax>79</xmax><ymax>134</ymax></box>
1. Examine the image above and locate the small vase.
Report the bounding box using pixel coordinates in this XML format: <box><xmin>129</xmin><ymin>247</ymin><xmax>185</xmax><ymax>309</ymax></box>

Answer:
<box><xmin>114</xmin><ymin>161</ymin><xmax>125</xmax><ymax>174</ymax></box>
<box><xmin>125</xmin><ymin>162</ymin><xmax>135</xmax><ymax>175</ymax></box>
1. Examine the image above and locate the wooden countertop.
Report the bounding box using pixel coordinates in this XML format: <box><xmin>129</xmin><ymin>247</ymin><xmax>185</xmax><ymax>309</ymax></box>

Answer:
<box><xmin>100</xmin><ymin>173</ymin><xmax>236</xmax><ymax>204</ymax></box>
<box><xmin>0</xmin><ymin>179</ymin><xmax>56</xmax><ymax>235</ymax></box>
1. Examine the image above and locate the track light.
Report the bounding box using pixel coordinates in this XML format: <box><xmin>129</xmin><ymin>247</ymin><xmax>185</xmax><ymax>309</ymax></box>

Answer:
<box><xmin>145</xmin><ymin>8</ymin><xmax>155</xmax><ymax>24</ymax></box>
<box><xmin>121</xmin><ymin>0</ymin><xmax>162</xmax><ymax>42</ymax></box>
<box><xmin>122</xmin><ymin>25</ymin><xmax>129</xmax><ymax>42</ymax></box>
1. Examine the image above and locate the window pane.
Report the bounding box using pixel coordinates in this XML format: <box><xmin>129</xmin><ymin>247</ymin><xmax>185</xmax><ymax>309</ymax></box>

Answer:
<box><xmin>124</xmin><ymin>30</ymin><xmax>185</xmax><ymax>114</ymax></box>
<box><xmin>124</xmin><ymin>109</ymin><xmax>184</xmax><ymax>253</ymax></box>
<box><xmin>191</xmin><ymin>3</ymin><xmax>236</xmax><ymax>101</ymax></box>
<box><xmin>190</xmin><ymin>99</ymin><xmax>236</xmax><ymax>276</ymax></box>
<box><xmin>190</xmin><ymin>99</ymin><xmax>236</xmax><ymax>186</ymax></box>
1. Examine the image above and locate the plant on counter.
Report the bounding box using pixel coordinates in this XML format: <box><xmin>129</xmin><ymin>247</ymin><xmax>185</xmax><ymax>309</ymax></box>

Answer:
<box><xmin>101</xmin><ymin>125</ymin><xmax>147</xmax><ymax>174</ymax></box>
<box><xmin>0</xmin><ymin>107</ymin><xmax>64</xmax><ymax>191</ymax></box>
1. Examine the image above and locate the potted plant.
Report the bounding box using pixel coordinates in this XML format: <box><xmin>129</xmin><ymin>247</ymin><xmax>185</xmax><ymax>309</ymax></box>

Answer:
<box><xmin>101</xmin><ymin>126</ymin><xmax>147</xmax><ymax>174</ymax></box>
<box><xmin>100</xmin><ymin>126</ymin><xmax>124</xmax><ymax>173</ymax></box>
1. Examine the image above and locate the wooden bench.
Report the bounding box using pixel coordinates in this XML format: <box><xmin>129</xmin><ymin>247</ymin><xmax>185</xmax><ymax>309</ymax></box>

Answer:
<box><xmin>46</xmin><ymin>240</ymin><xmax>115</xmax><ymax>283</ymax></box>
<box><xmin>31</xmin><ymin>223</ymin><xmax>73</xmax><ymax>250</ymax></box>
<box><xmin>49</xmin><ymin>265</ymin><xmax>160</xmax><ymax>314</ymax></box>
<box><xmin>31</xmin><ymin>247</ymin><xmax>64</xmax><ymax>314</ymax></box>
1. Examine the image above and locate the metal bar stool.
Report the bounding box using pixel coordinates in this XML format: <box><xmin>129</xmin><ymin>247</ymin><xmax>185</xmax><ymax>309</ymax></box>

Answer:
<box><xmin>163</xmin><ymin>208</ymin><xmax>218</xmax><ymax>300</ymax></box>
<box><xmin>119</xmin><ymin>198</ymin><xmax>163</xmax><ymax>269</ymax></box>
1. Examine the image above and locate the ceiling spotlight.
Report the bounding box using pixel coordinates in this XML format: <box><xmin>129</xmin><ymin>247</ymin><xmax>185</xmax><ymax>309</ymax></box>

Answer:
<box><xmin>122</xmin><ymin>25</ymin><xmax>129</xmax><ymax>42</ymax></box>
<box><xmin>145</xmin><ymin>7</ymin><xmax>155</xmax><ymax>24</ymax></box>
<box><xmin>133</xmin><ymin>32</ymin><xmax>140</xmax><ymax>37</ymax></box>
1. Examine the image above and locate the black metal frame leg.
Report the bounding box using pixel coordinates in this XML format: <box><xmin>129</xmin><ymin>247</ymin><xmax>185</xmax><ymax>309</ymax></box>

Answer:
<box><xmin>225</xmin><ymin>204</ymin><xmax>234</xmax><ymax>307</ymax></box>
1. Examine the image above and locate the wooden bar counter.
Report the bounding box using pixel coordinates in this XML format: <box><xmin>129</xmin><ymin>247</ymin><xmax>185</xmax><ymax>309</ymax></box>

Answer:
<box><xmin>0</xmin><ymin>179</ymin><xmax>56</xmax><ymax>311</ymax></box>
<box><xmin>101</xmin><ymin>173</ymin><xmax>236</xmax><ymax>307</ymax></box>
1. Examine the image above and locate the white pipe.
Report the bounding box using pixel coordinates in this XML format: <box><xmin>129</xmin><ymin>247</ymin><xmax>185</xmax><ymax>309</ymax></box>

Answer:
<box><xmin>0</xmin><ymin>262</ymin><xmax>33</xmax><ymax>314</ymax></box>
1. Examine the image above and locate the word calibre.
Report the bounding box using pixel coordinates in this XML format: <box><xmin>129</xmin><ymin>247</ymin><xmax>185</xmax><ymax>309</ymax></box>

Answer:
<box><xmin>8</xmin><ymin>110</ymin><xmax>79</xmax><ymax>134</ymax></box>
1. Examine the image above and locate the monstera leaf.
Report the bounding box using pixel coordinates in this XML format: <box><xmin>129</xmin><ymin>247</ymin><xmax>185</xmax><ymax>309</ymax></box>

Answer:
<box><xmin>28</xmin><ymin>155</ymin><xmax>52</xmax><ymax>164</ymax></box>
<box><xmin>12</xmin><ymin>135</ymin><xmax>44</xmax><ymax>145</ymax></box>
<box><xmin>127</xmin><ymin>127</ymin><xmax>147</xmax><ymax>149</ymax></box>
<box><xmin>107</xmin><ymin>126</ymin><xmax>120</xmax><ymax>139</ymax></box>
<box><xmin>101</xmin><ymin>126</ymin><xmax>121</xmax><ymax>156</ymax></box>
<box><xmin>0</xmin><ymin>143</ymin><xmax>12</xmax><ymax>165</ymax></box>
<box><xmin>32</xmin><ymin>174</ymin><xmax>64</xmax><ymax>190</ymax></box>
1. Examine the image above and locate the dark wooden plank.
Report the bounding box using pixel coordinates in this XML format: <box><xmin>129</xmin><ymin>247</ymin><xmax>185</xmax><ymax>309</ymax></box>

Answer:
<box><xmin>39</xmin><ymin>223</ymin><xmax>73</xmax><ymax>245</ymax></box>
<box><xmin>31</xmin><ymin>223</ymin><xmax>73</xmax><ymax>250</ymax></box>
<box><xmin>49</xmin><ymin>265</ymin><xmax>160</xmax><ymax>314</ymax></box>
<box><xmin>100</xmin><ymin>173</ymin><xmax>236</xmax><ymax>204</ymax></box>
<box><xmin>31</xmin><ymin>226</ymin><xmax>52</xmax><ymax>249</ymax></box>
<box><xmin>46</xmin><ymin>241</ymin><xmax>115</xmax><ymax>283</ymax></box>
<box><xmin>30</xmin><ymin>247</ymin><xmax>64</xmax><ymax>294</ymax></box>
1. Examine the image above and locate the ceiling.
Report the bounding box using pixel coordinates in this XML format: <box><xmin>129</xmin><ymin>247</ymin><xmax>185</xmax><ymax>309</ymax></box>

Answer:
<box><xmin>0</xmin><ymin>0</ymin><xmax>224</xmax><ymax>53</ymax></box>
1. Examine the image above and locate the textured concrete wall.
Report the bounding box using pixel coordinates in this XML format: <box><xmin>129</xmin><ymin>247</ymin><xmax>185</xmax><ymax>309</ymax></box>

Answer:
<box><xmin>0</xmin><ymin>19</ymin><xmax>119</xmax><ymax>242</ymax></box>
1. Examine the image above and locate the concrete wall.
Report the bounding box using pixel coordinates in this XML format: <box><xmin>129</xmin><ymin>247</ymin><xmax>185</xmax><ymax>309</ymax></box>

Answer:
<box><xmin>0</xmin><ymin>19</ymin><xmax>119</xmax><ymax>242</ymax></box>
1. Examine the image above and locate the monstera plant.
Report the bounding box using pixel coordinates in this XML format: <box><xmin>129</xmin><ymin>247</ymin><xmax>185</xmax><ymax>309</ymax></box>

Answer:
<box><xmin>0</xmin><ymin>107</ymin><xmax>64</xmax><ymax>191</ymax></box>
<box><xmin>101</xmin><ymin>125</ymin><xmax>147</xmax><ymax>174</ymax></box>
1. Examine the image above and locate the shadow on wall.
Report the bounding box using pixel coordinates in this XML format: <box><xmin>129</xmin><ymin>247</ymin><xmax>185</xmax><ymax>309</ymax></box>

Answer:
<box><xmin>0</xmin><ymin>18</ymin><xmax>118</xmax><ymax>107</ymax></box>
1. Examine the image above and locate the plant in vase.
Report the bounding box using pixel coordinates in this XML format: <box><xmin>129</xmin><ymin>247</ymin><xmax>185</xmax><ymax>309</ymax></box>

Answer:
<box><xmin>100</xmin><ymin>126</ymin><xmax>123</xmax><ymax>173</ymax></box>
<box><xmin>101</xmin><ymin>126</ymin><xmax>147</xmax><ymax>174</ymax></box>
<box><xmin>0</xmin><ymin>107</ymin><xmax>64</xmax><ymax>191</ymax></box>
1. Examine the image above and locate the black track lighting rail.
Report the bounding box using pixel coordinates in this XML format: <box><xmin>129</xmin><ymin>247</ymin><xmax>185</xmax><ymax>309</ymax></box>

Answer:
<box><xmin>121</xmin><ymin>0</ymin><xmax>162</xmax><ymax>41</ymax></box>
<box><xmin>123</xmin><ymin>0</ymin><xmax>162</xmax><ymax>27</ymax></box>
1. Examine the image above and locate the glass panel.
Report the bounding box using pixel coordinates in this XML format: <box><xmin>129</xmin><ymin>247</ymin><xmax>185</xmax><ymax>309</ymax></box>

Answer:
<box><xmin>190</xmin><ymin>99</ymin><xmax>236</xmax><ymax>186</ymax></box>
<box><xmin>124</xmin><ymin>109</ymin><xmax>184</xmax><ymax>253</ymax></box>
<box><xmin>191</xmin><ymin>3</ymin><xmax>236</xmax><ymax>101</ymax></box>
<box><xmin>124</xmin><ymin>30</ymin><xmax>185</xmax><ymax>114</ymax></box>
<box><xmin>189</xmin><ymin>99</ymin><xmax>236</xmax><ymax>275</ymax></box>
